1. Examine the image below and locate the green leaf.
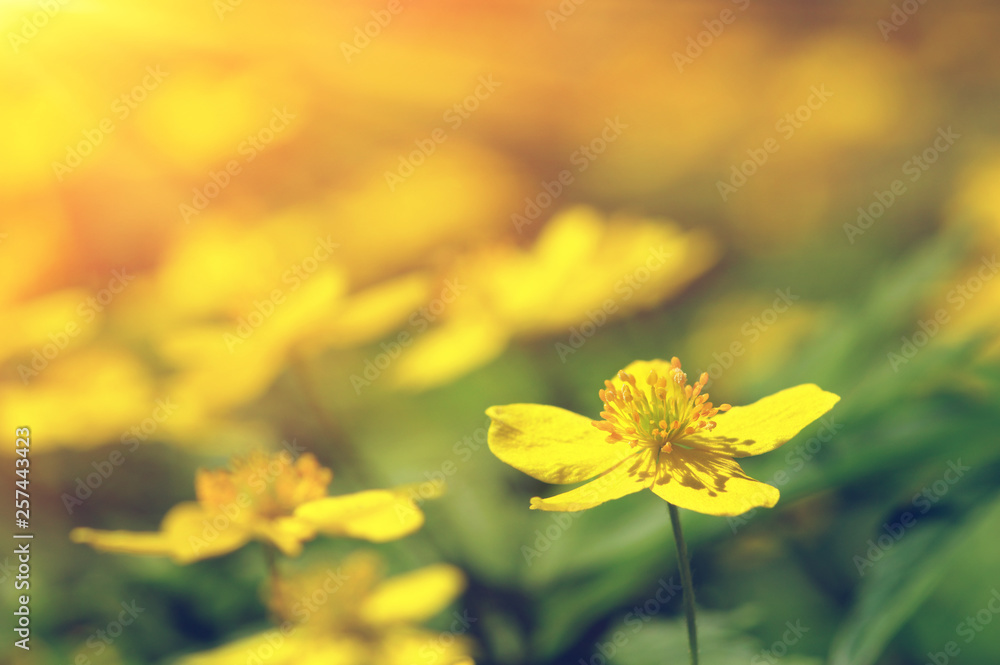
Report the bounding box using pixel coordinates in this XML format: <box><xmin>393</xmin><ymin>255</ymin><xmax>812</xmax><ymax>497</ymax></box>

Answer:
<box><xmin>608</xmin><ymin>610</ymin><xmax>823</xmax><ymax>665</ymax></box>
<box><xmin>828</xmin><ymin>491</ymin><xmax>1000</xmax><ymax>665</ymax></box>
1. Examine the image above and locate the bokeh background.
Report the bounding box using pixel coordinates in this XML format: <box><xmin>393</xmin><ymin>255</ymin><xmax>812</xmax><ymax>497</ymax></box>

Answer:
<box><xmin>2</xmin><ymin>0</ymin><xmax>1000</xmax><ymax>663</ymax></box>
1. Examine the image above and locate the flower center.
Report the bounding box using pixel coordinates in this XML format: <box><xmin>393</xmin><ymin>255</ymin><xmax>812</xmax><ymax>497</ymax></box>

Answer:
<box><xmin>196</xmin><ymin>452</ymin><xmax>332</xmax><ymax>519</ymax></box>
<box><xmin>592</xmin><ymin>357</ymin><xmax>730</xmax><ymax>452</ymax></box>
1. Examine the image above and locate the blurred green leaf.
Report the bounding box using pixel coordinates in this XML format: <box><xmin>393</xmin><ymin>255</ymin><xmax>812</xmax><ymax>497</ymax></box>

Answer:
<box><xmin>608</xmin><ymin>610</ymin><xmax>822</xmax><ymax>665</ymax></box>
<box><xmin>829</xmin><ymin>491</ymin><xmax>1000</xmax><ymax>665</ymax></box>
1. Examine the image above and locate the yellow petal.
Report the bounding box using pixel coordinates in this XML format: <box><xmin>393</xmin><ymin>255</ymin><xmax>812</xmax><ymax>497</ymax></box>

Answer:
<box><xmin>71</xmin><ymin>503</ymin><xmax>252</xmax><ymax>564</ymax></box>
<box><xmin>0</xmin><ymin>347</ymin><xmax>154</xmax><ymax>451</ymax></box>
<box><xmin>529</xmin><ymin>449</ymin><xmax>656</xmax><ymax>512</ymax></box>
<box><xmin>376</xmin><ymin>628</ymin><xmax>473</xmax><ymax>665</ymax></box>
<box><xmin>295</xmin><ymin>637</ymin><xmax>370</xmax><ymax>665</ymax></box>
<box><xmin>180</xmin><ymin>631</ymin><xmax>367</xmax><ymax>665</ymax></box>
<box><xmin>322</xmin><ymin>272</ymin><xmax>431</xmax><ymax>347</ymax></box>
<box><xmin>486</xmin><ymin>404</ymin><xmax>630</xmax><ymax>484</ymax></box>
<box><xmin>252</xmin><ymin>517</ymin><xmax>317</xmax><ymax>558</ymax></box>
<box><xmin>161</xmin><ymin>503</ymin><xmax>254</xmax><ymax>563</ymax></box>
<box><xmin>650</xmin><ymin>447</ymin><xmax>779</xmax><ymax>516</ymax></box>
<box><xmin>361</xmin><ymin>564</ymin><xmax>466</xmax><ymax>626</ymax></box>
<box><xmin>70</xmin><ymin>527</ymin><xmax>174</xmax><ymax>558</ymax></box>
<box><xmin>685</xmin><ymin>384</ymin><xmax>840</xmax><ymax>458</ymax></box>
<box><xmin>391</xmin><ymin>315</ymin><xmax>509</xmax><ymax>391</ymax></box>
<box><xmin>179</xmin><ymin>630</ymin><xmax>302</xmax><ymax>665</ymax></box>
<box><xmin>294</xmin><ymin>490</ymin><xmax>425</xmax><ymax>543</ymax></box>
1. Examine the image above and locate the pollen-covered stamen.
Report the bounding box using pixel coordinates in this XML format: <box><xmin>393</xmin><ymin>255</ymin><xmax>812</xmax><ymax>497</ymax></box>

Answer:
<box><xmin>196</xmin><ymin>452</ymin><xmax>333</xmax><ymax>519</ymax></box>
<box><xmin>591</xmin><ymin>359</ymin><xmax>733</xmax><ymax>451</ymax></box>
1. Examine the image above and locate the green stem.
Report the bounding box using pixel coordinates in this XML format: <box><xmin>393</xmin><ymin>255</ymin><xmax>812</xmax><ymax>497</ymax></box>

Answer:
<box><xmin>262</xmin><ymin>544</ymin><xmax>284</xmax><ymax>624</ymax></box>
<box><xmin>668</xmin><ymin>502</ymin><xmax>698</xmax><ymax>665</ymax></box>
<box><xmin>288</xmin><ymin>351</ymin><xmax>371</xmax><ymax>487</ymax></box>
<box><xmin>263</xmin><ymin>543</ymin><xmax>281</xmax><ymax>591</ymax></box>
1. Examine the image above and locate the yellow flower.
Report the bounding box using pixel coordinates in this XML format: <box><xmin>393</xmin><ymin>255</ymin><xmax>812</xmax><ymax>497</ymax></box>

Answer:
<box><xmin>180</xmin><ymin>552</ymin><xmax>473</xmax><ymax>665</ymax></box>
<box><xmin>487</xmin><ymin>358</ymin><xmax>839</xmax><ymax>516</ymax></box>
<box><xmin>135</xmin><ymin>217</ymin><xmax>431</xmax><ymax>437</ymax></box>
<box><xmin>392</xmin><ymin>207</ymin><xmax>717</xmax><ymax>390</ymax></box>
<box><xmin>71</xmin><ymin>452</ymin><xmax>434</xmax><ymax>562</ymax></box>
<box><xmin>0</xmin><ymin>347</ymin><xmax>154</xmax><ymax>452</ymax></box>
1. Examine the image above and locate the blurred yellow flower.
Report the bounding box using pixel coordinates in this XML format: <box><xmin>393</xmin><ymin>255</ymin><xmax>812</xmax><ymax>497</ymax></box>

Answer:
<box><xmin>327</xmin><ymin>142</ymin><xmax>527</xmax><ymax>287</ymax></box>
<box><xmin>71</xmin><ymin>452</ymin><xmax>434</xmax><ymax>563</ymax></box>
<box><xmin>136</xmin><ymin>218</ymin><xmax>431</xmax><ymax>434</ymax></box>
<box><xmin>181</xmin><ymin>551</ymin><xmax>473</xmax><ymax>665</ymax></box>
<box><xmin>941</xmin><ymin>156</ymin><xmax>1000</xmax><ymax>354</ymax></box>
<box><xmin>0</xmin><ymin>347</ymin><xmax>153</xmax><ymax>452</ymax></box>
<box><xmin>487</xmin><ymin>358</ymin><xmax>839</xmax><ymax>516</ymax></box>
<box><xmin>392</xmin><ymin>207</ymin><xmax>717</xmax><ymax>390</ymax></box>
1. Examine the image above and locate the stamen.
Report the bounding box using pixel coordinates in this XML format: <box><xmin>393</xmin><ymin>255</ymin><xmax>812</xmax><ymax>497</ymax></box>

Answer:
<box><xmin>596</xmin><ymin>359</ymin><xmax>730</xmax><ymax>451</ymax></box>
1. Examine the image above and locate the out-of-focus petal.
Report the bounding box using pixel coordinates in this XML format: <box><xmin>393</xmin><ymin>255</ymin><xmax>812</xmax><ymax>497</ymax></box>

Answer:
<box><xmin>294</xmin><ymin>489</ymin><xmax>427</xmax><ymax>543</ymax></box>
<box><xmin>361</xmin><ymin>564</ymin><xmax>466</xmax><ymax>627</ymax></box>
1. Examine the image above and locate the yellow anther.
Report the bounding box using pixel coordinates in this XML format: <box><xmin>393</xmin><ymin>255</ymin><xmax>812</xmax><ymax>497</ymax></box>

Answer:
<box><xmin>597</xmin><ymin>359</ymin><xmax>730</xmax><ymax>452</ymax></box>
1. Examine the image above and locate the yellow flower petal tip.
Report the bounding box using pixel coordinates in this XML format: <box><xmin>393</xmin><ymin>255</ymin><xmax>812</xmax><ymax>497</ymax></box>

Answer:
<box><xmin>488</xmin><ymin>357</ymin><xmax>840</xmax><ymax>516</ymax></box>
